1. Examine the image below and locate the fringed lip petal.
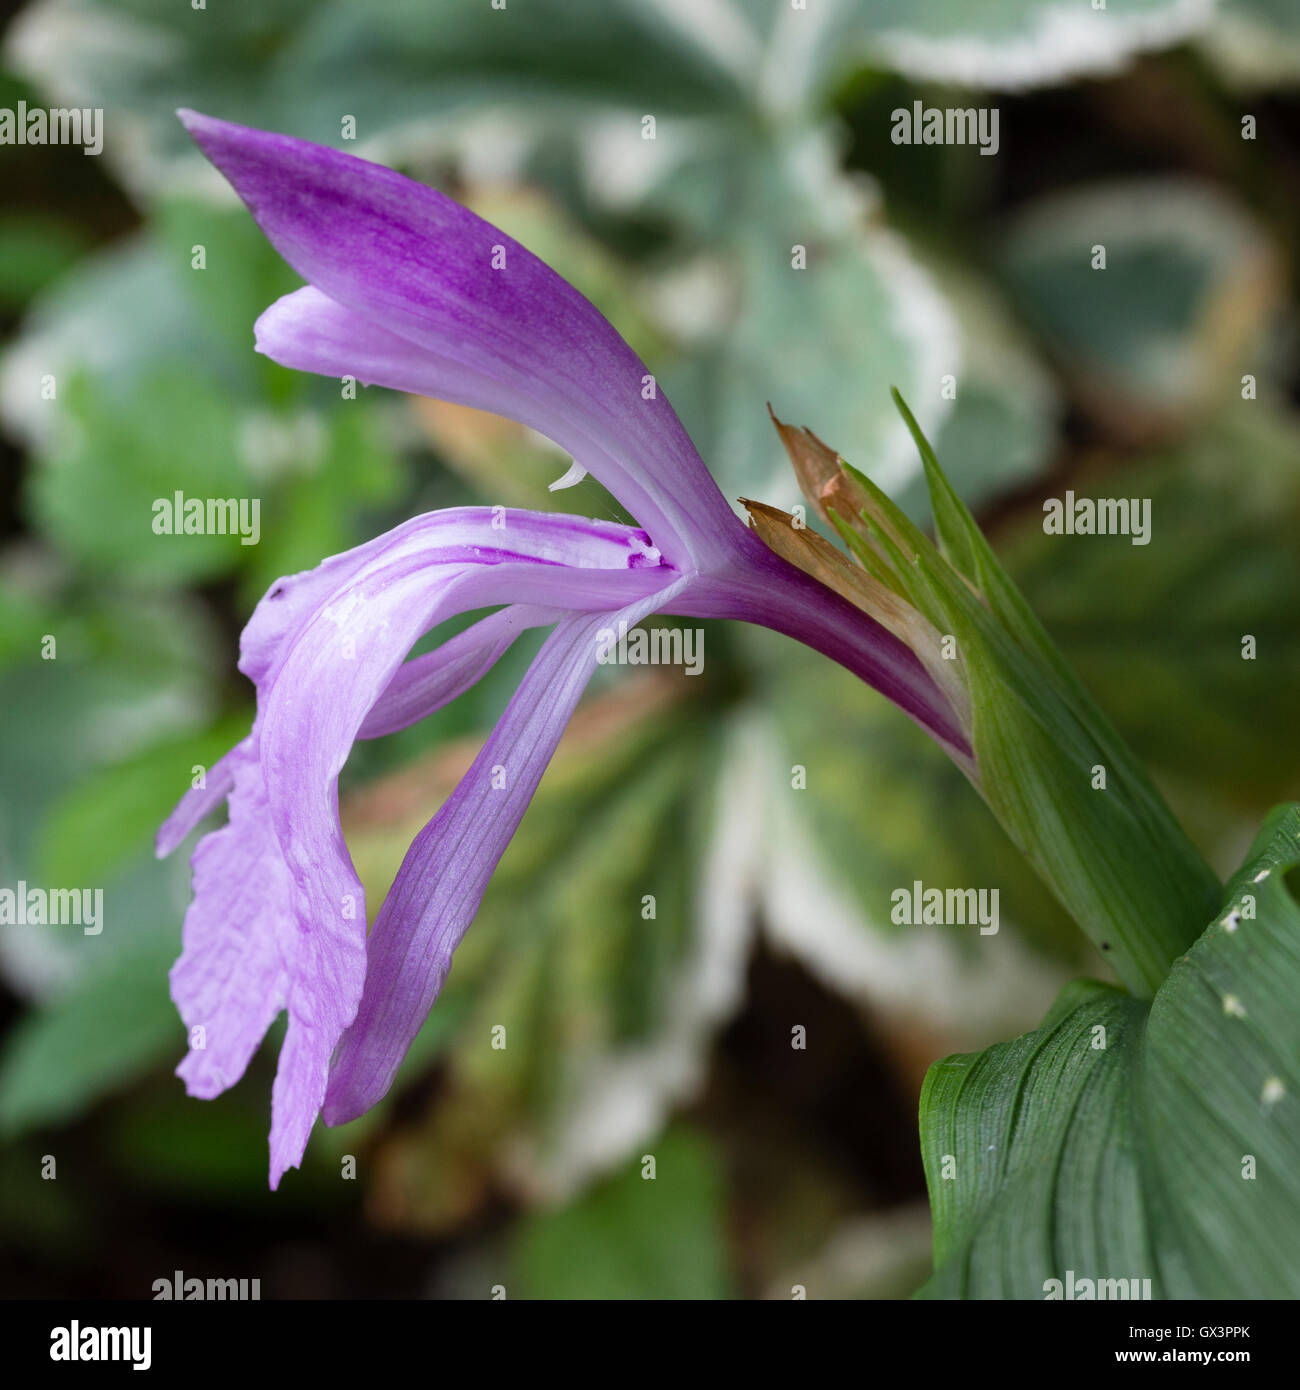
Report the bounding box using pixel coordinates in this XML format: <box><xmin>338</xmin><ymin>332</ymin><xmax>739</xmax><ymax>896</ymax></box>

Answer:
<box><xmin>164</xmin><ymin>735</ymin><xmax>347</xmax><ymax>1191</ymax></box>
<box><xmin>179</xmin><ymin>110</ymin><xmax>741</xmax><ymax>568</ymax></box>
<box><xmin>255</xmin><ymin>512</ymin><xmax>671</xmax><ymax>1041</ymax></box>
<box><xmin>163</xmin><ymin>506</ymin><xmax>680</xmax><ymax>1186</ymax></box>
<box><xmin>169</xmin><ymin>742</ymin><xmax>290</xmax><ymax>1105</ymax></box>
<box><xmin>156</xmin><ymin>743</ymin><xmax>240</xmax><ymax>858</ymax></box>
<box><xmin>323</xmin><ymin>575</ymin><xmax>690</xmax><ymax>1126</ymax></box>
<box><xmin>164</xmin><ymin>606</ymin><xmax>555</xmax><ymax>1184</ymax></box>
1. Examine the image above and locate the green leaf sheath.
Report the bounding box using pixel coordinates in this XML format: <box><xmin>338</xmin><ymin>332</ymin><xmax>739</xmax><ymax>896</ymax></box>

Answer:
<box><xmin>893</xmin><ymin>393</ymin><xmax>1221</xmax><ymax>995</ymax></box>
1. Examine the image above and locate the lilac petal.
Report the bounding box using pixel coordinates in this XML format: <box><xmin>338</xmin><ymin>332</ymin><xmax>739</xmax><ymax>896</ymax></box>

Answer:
<box><xmin>258</xmin><ymin>531</ymin><xmax>663</xmax><ymax>1040</ymax></box>
<box><xmin>156</xmin><ymin>744</ymin><xmax>239</xmax><ymax>857</ymax></box>
<box><xmin>358</xmin><ymin>602</ymin><xmax>558</xmax><ymax>741</ymax></box>
<box><xmin>158</xmin><ymin>506</ymin><xmax>650</xmax><ymax>852</ymax></box>
<box><xmin>155</xmin><ymin>511</ymin><xmax>664</xmax><ymax>834</ymax></box>
<box><xmin>167</xmin><ymin>740</ymin><xmax>338</xmax><ymax>1188</ymax></box>
<box><xmin>161</xmin><ymin>507</ymin><xmax>676</xmax><ymax>1185</ymax></box>
<box><xmin>251</xmin><ymin>286</ymin><xmax>505</xmax><ymax>415</ymax></box>
<box><xmin>323</xmin><ymin>576</ymin><xmax>690</xmax><ymax>1125</ymax></box>
<box><xmin>238</xmin><ymin>505</ymin><xmax>664</xmax><ymax>715</ymax></box>
<box><xmin>179</xmin><ymin>110</ymin><xmax>741</xmax><ymax>569</ymax></box>
<box><xmin>252</xmin><ymin>512</ymin><xmax>677</xmax><ymax>1179</ymax></box>
<box><xmin>164</xmin><ymin>615</ymin><xmax>519</xmax><ymax>1183</ymax></box>
<box><xmin>258</xmin><ymin>509</ymin><xmax>673</xmax><ymax>929</ymax></box>
<box><xmin>156</xmin><ymin>601</ymin><xmax>559</xmax><ymax>854</ymax></box>
<box><xmin>155</xmin><ymin>522</ymin><xmax>476</xmax><ymax>857</ymax></box>
<box><xmin>169</xmin><ymin>743</ymin><xmax>290</xmax><ymax>1107</ymax></box>
<box><xmin>269</xmin><ymin>1016</ymin><xmax>331</xmax><ymax>1188</ymax></box>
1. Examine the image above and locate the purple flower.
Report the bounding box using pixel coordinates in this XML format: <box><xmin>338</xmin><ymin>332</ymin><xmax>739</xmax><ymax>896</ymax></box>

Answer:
<box><xmin>159</xmin><ymin>112</ymin><xmax>970</xmax><ymax>1187</ymax></box>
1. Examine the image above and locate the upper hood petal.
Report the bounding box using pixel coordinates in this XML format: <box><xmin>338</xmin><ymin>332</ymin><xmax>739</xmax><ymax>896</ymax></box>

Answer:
<box><xmin>179</xmin><ymin>110</ymin><xmax>742</xmax><ymax>568</ymax></box>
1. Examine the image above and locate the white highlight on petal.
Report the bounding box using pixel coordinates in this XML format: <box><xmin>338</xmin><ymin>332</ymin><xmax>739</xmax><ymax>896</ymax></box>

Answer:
<box><xmin>547</xmin><ymin>460</ymin><xmax>589</xmax><ymax>492</ymax></box>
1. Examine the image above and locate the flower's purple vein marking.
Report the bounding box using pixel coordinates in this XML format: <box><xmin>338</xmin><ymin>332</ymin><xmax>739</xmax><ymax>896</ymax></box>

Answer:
<box><xmin>160</xmin><ymin>111</ymin><xmax>971</xmax><ymax>1187</ymax></box>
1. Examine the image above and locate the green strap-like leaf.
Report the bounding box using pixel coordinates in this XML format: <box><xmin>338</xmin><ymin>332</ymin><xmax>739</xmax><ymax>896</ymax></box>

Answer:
<box><xmin>919</xmin><ymin>803</ymin><xmax>1300</xmax><ymax>1299</ymax></box>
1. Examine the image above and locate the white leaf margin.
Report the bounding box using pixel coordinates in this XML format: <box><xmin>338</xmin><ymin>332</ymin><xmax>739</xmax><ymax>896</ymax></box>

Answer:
<box><xmin>866</xmin><ymin>0</ymin><xmax>1218</xmax><ymax>93</ymax></box>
